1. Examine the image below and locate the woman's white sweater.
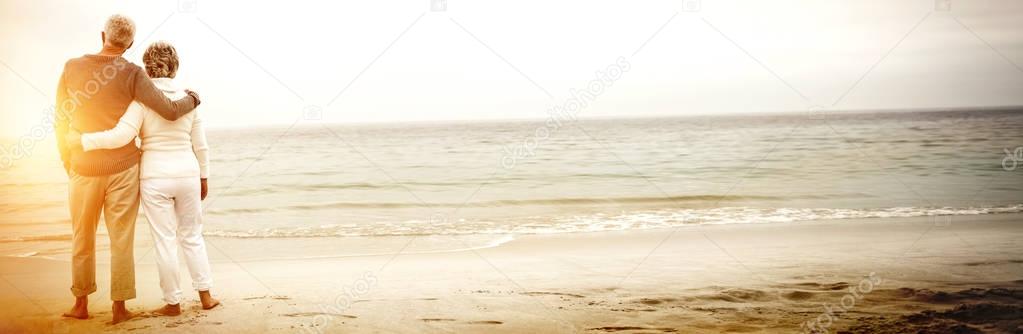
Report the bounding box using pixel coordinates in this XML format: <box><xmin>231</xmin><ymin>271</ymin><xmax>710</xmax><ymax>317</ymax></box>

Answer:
<box><xmin>81</xmin><ymin>77</ymin><xmax>209</xmax><ymax>179</ymax></box>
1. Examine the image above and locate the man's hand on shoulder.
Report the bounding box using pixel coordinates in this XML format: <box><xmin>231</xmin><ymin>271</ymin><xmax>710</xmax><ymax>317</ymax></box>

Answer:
<box><xmin>185</xmin><ymin>89</ymin><xmax>201</xmax><ymax>107</ymax></box>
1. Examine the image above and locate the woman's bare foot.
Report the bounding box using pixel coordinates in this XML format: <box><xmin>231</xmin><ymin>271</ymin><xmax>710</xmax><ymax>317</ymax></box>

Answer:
<box><xmin>110</xmin><ymin>301</ymin><xmax>136</xmax><ymax>324</ymax></box>
<box><xmin>61</xmin><ymin>296</ymin><xmax>89</xmax><ymax>319</ymax></box>
<box><xmin>153</xmin><ymin>303</ymin><xmax>182</xmax><ymax>316</ymax></box>
<box><xmin>199</xmin><ymin>290</ymin><xmax>220</xmax><ymax>310</ymax></box>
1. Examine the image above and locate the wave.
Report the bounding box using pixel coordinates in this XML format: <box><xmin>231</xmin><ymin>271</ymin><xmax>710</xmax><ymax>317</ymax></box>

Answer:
<box><xmin>0</xmin><ymin>234</ymin><xmax>72</xmax><ymax>243</ymax></box>
<box><xmin>0</xmin><ymin>218</ymin><xmax>70</xmax><ymax>226</ymax></box>
<box><xmin>6</xmin><ymin>205</ymin><xmax>1020</xmax><ymax>242</ymax></box>
<box><xmin>8</xmin><ymin>251</ymin><xmax>39</xmax><ymax>258</ymax></box>
<box><xmin>205</xmin><ymin>235</ymin><xmax>517</xmax><ymax>262</ymax></box>
<box><xmin>225</xmin><ymin>182</ymin><xmax>389</xmax><ymax>195</ymax></box>
<box><xmin>204</xmin><ymin>194</ymin><xmax>826</xmax><ymax>215</ymax></box>
<box><xmin>0</xmin><ymin>202</ymin><xmax>67</xmax><ymax>214</ymax></box>
<box><xmin>200</xmin><ymin>204</ymin><xmax>1023</xmax><ymax>239</ymax></box>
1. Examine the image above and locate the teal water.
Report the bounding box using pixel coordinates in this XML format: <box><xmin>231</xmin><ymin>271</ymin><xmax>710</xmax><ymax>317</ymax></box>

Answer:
<box><xmin>2</xmin><ymin>109</ymin><xmax>1022</xmax><ymax>242</ymax></box>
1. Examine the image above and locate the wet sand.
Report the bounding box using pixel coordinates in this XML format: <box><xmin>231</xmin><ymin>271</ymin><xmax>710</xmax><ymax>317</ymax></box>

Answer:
<box><xmin>1</xmin><ymin>213</ymin><xmax>1021</xmax><ymax>333</ymax></box>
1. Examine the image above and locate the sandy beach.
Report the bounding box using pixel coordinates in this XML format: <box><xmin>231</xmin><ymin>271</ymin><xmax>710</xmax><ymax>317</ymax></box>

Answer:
<box><xmin>1</xmin><ymin>213</ymin><xmax>1021</xmax><ymax>333</ymax></box>
<box><xmin>3</xmin><ymin>0</ymin><xmax>1023</xmax><ymax>332</ymax></box>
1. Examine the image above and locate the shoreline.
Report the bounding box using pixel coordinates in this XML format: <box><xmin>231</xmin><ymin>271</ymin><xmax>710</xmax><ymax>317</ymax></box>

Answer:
<box><xmin>1</xmin><ymin>213</ymin><xmax>1021</xmax><ymax>332</ymax></box>
<box><xmin>5</xmin><ymin>207</ymin><xmax>1023</xmax><ymax>262</ymax></box>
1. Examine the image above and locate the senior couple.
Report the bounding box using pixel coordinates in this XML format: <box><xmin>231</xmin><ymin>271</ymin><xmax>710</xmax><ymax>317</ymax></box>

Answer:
<box><xmin>55</xmin><ymin>14</ymin><xmax>218</xmax><ymax>324</ymax></box>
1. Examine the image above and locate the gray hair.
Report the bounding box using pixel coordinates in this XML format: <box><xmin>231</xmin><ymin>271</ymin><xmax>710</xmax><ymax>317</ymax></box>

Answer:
<box><xmin>143</xmin><ymin>41</ymin><xmax>179</xmax><ymax>78</ymax></box>
<box><xmin>103</xmin><ymin>14</ymin><xmax>135</xmax><ymax>49</ymax></box>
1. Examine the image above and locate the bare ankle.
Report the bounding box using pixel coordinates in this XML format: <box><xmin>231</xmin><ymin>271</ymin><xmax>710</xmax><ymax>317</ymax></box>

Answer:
<box><xmin>62</xmin><ymin>298</ymin><xmax>90</xmax><ymax>319</ymax></box>
<box><xmin>154</xmin><ymin>303</ymin><xmax>182</xmax><ymax>317</ymax></box>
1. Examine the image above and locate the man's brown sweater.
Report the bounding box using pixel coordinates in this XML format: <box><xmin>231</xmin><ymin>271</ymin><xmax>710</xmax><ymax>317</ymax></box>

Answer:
<box><xmin>55</xmin><ymin>54</ymin><xmax>198</xmax><ymax>176</ymax></box>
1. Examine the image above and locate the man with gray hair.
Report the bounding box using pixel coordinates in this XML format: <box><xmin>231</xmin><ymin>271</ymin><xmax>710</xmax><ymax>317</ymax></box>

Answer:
<box><xmin>54</xmin><ymin>14</ymin><xmax>202</xmax><ymax>324</ymax></box>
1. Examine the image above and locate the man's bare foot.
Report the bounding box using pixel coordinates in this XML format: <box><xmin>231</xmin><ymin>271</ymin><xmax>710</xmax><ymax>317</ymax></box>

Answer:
<box><xmin>61</xmin><ymin>296</ymin><xmax>89</xmax><ymax>319</ymax></box>
<box><xmin>153</xmin><ymin>303</ymin><xmax>181</xmax><ymax>316</ymax></box>
<box><xmin>199</xmin><ymin>290</ymin><xmax>220</xmax><ymax>310</ymax></box>
<box><xmin>110</xmin><ymin>301</ymin><xmax>136</xmax><ymax>324</ymax></box>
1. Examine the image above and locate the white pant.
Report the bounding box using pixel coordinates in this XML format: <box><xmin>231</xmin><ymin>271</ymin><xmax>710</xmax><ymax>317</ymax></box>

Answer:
<box><xmin>141</xmin><ymin>177</ymin><xmax>213</xmax><ymax>305</ymax></box>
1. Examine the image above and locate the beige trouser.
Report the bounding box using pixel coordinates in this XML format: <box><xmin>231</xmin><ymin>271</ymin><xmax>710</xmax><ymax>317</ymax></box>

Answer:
<box><xmin>68</xmin><ymin>164</ymin><xmax>140</xmax><ymax>301</ymax></box>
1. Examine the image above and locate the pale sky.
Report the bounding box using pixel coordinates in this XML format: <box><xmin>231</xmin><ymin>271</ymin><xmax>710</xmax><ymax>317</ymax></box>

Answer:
<box><xmin>1</xmin><ymin>0</ymin><xmax>1022</xmax><ymax>137</ymax></box>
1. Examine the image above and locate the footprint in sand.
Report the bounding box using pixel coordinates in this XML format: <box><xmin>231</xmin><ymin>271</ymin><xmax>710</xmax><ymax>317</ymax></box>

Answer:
<box><xmin>242</xmin><ymin>295</ymin><xmax>291</xmax><ymax>300</ymax></box>
<box><xmin>282</xmin><ymin>312</ymin><xmax>357</xmax><ymax>318</ymax></box>
<box><xmin>635</xmin><ymin>297</ymin><xmax>677</xmax><ymax>305</ymax></box>
<box><xmin>589</xmin><ymin>326</ymin><xmax>677</xmax><ymax>333</ymax></box>
<box><xmin>782</xmin><ymin>290</ymin><xmax>816</xmax><ymax>301</ymax></box>
<box><xmin>789</xmin><ymin>281</ymin><xmax>850</xmax><ymax>291</ymax></box>
<box><xmin>466</xmin><ymin>320</ymin><xmax>503</xmax><ymax>325</ymax></box>
<box><xmin>521</xmin><ymin>291</ymin><xmax>585</xmax><ymax>298</ymax></box>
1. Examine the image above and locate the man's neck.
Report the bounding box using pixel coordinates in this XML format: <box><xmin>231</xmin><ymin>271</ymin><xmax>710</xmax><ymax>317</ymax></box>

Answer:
<box><xmin>96</xmin><ymin>46</ymin><xmax>126</xmax><ymax>57</ymax></box>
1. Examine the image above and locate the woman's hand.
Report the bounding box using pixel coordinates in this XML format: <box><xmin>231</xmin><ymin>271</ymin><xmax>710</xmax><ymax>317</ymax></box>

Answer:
<box><xmin>66</xmin><ymin>128</ymin><xmax>83</xmax><ymax>151</ymax></box>
<box><xmin>200</xmin><ymin>178</ymin><xmax>208</xmax><ymax>200</ymax></box>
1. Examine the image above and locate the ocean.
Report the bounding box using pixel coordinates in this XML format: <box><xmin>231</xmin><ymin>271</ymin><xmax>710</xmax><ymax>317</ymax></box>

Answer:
<box><xmin>2</xmin><ymin>109</ymin><xmax>1022</xmax><ymax>258</ymax></box>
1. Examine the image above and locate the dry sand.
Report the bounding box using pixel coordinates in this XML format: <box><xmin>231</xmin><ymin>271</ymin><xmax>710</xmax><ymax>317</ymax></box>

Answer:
<box><xmin>1</xmin><ymin>213</ymin><xmax>1021</xmax><ymax>333</ymax></box>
